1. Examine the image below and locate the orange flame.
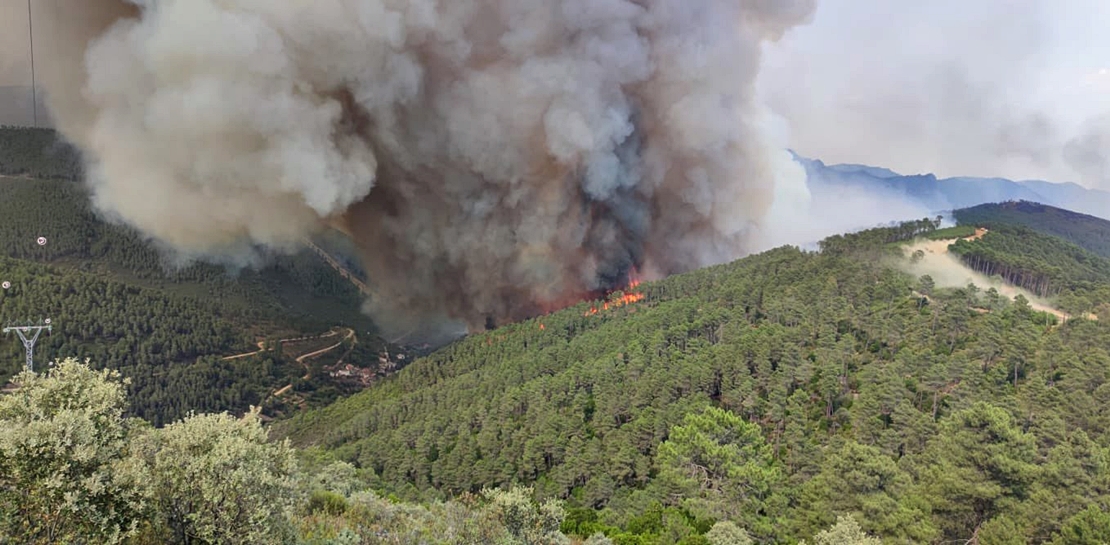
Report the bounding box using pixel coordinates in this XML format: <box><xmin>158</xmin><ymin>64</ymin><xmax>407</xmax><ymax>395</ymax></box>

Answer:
<box><xmin>583</xmin><ymin>273</ymin><xmax>645</xmax><ymax>316</ymax></box>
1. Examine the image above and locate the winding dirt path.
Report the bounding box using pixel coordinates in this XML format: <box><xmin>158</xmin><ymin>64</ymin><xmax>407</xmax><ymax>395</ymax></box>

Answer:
<box><xmin>269</xmin><ymin>327</ymin><xmax>356</xmax><ymax>399</ymax></box>
<box><xmin>905</xmin><ymin>228</ymin><xmax>1095</xmax><ymax>322</ymax></box>
<box><xmin>221</xmin><ymin>341</ymin><xmax>267</xmax><ymax>361</ymax></box>
<box><xmin>295</xmin><ymin>328</ymin><xmax>355</xmax><ymax>378</ymax></box>
<box><xmin>223</xmin><ymin>327</ymin><xmax>356</xmax><ymax>400</ymax></box>
<box><xmin>221</xmin><ymin>329</ymin><xmax>344</xmax><ymax>360</ymax></box>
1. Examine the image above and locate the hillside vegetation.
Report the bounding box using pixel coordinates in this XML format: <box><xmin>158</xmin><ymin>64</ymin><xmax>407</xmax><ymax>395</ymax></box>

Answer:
<box><xmin>946</xmin><ymin>202</ymin><xmax>1110</xmax><ymax>317</ymax></box>
<box><xmin>0</xmin><ymin>359</ymin><xmax>548</xmax><ymax>544</ymax></box>
<box><xmin>0</xmin><ymin>129</ymin><xmax>391</xmax><ymax>425</ymax></box>
<box><xmin>9</xmin><ymin>124</ymin><xmax>1110</xmax><ymax>543</ymax></box>
<box><xmin>949</xmin><ymin>225</ymin><xmax>1110</xmax><ymax>299</ymax></box>
<box><xmin>954</xmin><ymin>200</ymin><xmax>1110</xmax><ymax>257</ymax></box>
<box><xmin>277</xmin><ymin>217</ymin><xmax>1110</xmax><ymax>544</ymax></box>
<box><xmin>2</xmin><ymin>358</ymin><xmax>887</xmax><ymax>545</ymax></box>
<box><xmin>0</xmin><ymin>126</ymin><xmax>83</xmax><ymax>180</ymax></box>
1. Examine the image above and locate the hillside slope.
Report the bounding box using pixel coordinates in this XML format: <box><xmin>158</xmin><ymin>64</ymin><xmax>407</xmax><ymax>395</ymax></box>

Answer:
<box><xmin>278</xmin><ymin>217</ymin><xmax>1110</xmax><ymax>544</ymax></box>
<box><xmin>954</xmin><ymin>200</ymin><xmax>1110</xmax><ymax>257</ymax></box>
<box><xmin>0</xmin><ymin>133</ymin><xmax>395</xmax><ymax>425</ymax></box>
<box><xmin>0</xmin><ymin>126</ymin><xmax>83</xmax><ymax>180</ymax></box>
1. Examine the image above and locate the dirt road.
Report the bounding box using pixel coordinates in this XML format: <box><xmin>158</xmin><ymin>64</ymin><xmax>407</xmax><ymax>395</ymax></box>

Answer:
<box><xmin>268</xmin><ymin>327</ymin><xmax>356</xmax><ymax>399</ymax></box>
<box><xmin>904</xmin><ymin>228</ymin><xmax>1090</xmax><ymax>322</ymax></box>
<box><xmin>221</xmin><ymin>329</ymin><xmax>345</xmax><ymax>361</ymax></box>
<box><xmin>303</xmin><ymin>239</ymin><xmax>375</xmax><ymax>297</ymax></box>
<box><xmin>295</xmin><ymin>328</ymin><xmax>355</xmax><ymax>379</ymax></box>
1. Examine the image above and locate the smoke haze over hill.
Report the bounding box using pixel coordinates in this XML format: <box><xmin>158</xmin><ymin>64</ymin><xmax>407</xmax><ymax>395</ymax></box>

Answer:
<box><xmin>40</xmin><ymin>0</ymin><xmax>818</xmax><ymax>334</ymax></box>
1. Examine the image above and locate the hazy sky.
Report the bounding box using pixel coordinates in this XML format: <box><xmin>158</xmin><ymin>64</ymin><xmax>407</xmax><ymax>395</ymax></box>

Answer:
<box><xmin>0</xmin><ymin>0</ymin><xmax>125</xmax><ymax>127</ymax></box>
<box><xmin>759</xmin><ymin>0</ymin><xmax>1110</xmax><ymax>185</ymax></box>
<box><xmin>0</xmin><ymin>0</ymin><xmax>34</xmax><ymax>126</ymax></box>
<box><xmin>3</xmin><ymin>1</ymin><xmax>1110</xmax><ymax>186</ymax></box>
<box><xmin>0</xmin><ymin>0</ymin><xmax>32</xmax><ymax>86</ymax></box>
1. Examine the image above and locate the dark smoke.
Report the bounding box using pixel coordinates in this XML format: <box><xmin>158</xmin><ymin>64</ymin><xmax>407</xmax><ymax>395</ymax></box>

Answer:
<box><xmin>43</xmin><ymin>0</ymin><xmax>816</xmax><ymax>335</ymax></box>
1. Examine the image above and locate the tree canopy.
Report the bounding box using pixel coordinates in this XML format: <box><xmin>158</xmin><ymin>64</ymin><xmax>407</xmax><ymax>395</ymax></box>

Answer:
<box><xmin>276</xmin><ymin>216</ymin><xmax>1110</xmax><ymax>544</ymax></box>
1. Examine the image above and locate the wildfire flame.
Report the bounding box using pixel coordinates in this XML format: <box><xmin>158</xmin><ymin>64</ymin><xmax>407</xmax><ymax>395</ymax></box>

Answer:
<box><xmin>480</xmin><ymin>275</ymin><xmax>642</xmax><ymax>344</ymax></box>
<box><xmin>583</xmin><ymin>276</ymin><xmax>644</xmax><ymax>317</ymax></box>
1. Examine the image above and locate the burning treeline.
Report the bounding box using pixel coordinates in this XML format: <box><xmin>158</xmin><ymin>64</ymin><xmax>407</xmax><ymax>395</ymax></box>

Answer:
<box><xmin>41</xmin><ymin>0</ymin><xmax>816</xmax><ymax>335</ymax></box>
<box><xmin>584</xmin><ymin>277</ymin><xmax>645</xmax><ymax>317</ymax></box>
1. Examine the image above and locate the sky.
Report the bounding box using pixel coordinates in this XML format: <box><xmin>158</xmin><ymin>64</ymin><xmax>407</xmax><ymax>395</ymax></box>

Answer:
<box><xmin>0</xmin><ymin>0</ymin><xmax>118</xmax><ymax>127</ymax></box>
<box><xmin>2</xmin><ymin>1</ymin><xmax>1110</xmax><ymax>186</ymax></box>
<box><xmin>0</xmin><ymin>0</ymin><xmax>35</xmax><ymax>126</ymax></box>
<box><xmin>0</xmin><ymin>0</ymin><xmax>32</xmax><ymax>86</ymax></box>
<box><xmin>758</xmin><ymin>0</ymin><xmax>1110</xmax><ymax>186</ymax></box>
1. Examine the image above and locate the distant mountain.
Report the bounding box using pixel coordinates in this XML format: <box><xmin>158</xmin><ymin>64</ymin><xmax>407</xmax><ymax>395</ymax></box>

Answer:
<box><xmin>824</xmin><ymin>163</ymin><xmax>902</xmax><ymax>179</ymax></box>
<box><xmin>794</xmin><ymin>153</ymin><xmax>1110</xmax><ymax>220</ymax></box>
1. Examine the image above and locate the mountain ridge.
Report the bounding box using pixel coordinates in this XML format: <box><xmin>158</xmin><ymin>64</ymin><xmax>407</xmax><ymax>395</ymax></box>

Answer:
<box><xmin>793</xmin><ymin>152</ymin><xmax>1110</xmax><ymax>221</ymax></box>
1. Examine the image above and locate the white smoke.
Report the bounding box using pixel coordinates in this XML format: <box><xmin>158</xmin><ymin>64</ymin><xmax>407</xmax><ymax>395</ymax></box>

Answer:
<box><xmin>46</xmin><ymin>0</ymin><xmax>817</xmax><ymax>332</ymax></box>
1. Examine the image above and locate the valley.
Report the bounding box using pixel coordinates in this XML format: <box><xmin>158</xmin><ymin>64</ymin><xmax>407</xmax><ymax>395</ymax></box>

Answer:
<box><xmin>6</xmin><ymin>127</ymin><xmax>1110</xmax><ymax>543</ymax></box>
<box><xmin>6</xmin><ymin>2</ymin><xmax>1110</xmax><ymax>542</ymax></box>
<box><xmin>0</xmin><ymin>149</ymin><xmax>400</xmax><ymax>425</ymax></box>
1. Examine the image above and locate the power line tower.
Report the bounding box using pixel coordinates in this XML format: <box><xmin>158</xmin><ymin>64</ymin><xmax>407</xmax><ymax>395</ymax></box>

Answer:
<box><xmin>3</xmin><ymin>321</ymin><xmax>51</xmax><ymax>372</ymax></box>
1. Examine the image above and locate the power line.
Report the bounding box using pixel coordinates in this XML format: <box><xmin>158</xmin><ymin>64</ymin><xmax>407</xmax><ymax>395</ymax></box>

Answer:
<box><xmin>27</xmin><ymin>0</ymin><xmax>37</xmax><ymax>127</ymax></box>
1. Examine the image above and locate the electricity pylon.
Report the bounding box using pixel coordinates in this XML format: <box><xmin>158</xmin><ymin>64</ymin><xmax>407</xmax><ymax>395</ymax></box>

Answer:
<box><xmin>3</xmin><ymin>321</ymin><xmax>51</xmax><ymax>372</ymax></box>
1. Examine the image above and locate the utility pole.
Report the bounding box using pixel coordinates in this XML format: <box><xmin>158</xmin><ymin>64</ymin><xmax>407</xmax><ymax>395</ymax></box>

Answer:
<box><xmin>26</xmin><ymin>0</ymin><xmax>37</xmax><ymax>127</ymax></box>
<box><xmin>3</xmin><ymin>321</ymin><xmax>51</xmax><ymax>372</ymax></box>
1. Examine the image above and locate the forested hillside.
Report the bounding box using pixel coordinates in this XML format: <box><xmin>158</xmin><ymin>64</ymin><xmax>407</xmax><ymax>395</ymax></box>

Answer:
<box><xmin>5</xmin><ymin>358</ymin><xmax>886</xmax><ymax>545</ymax></box>
<box><xmin>944</xmin><ymin>202</ymin><xmax>1110</xmax><ymax>317</ymax></box>
<box><xmin>0</xmin><ymin>129</ymin><xmax>393</xmax><ymax>425</ymax></box>
<box><xmin>278</xmin><ymin>217</ymin><xmax>1110</xmax><ymax>544</ymax></box>
<box><xmin>0</xmin><ymin>126</ymin><xmax>83</xmax><ymax>180</ymax></box>
<box><xmin>954</xmin><ymin>200</ymin><xmax>1110</xmax><ymax>257</ymax></box>
<box><xmin>9</xmin><ymin>123</ymin><xmax>1110</xmax><ymax>543</ymax></box>
<box><xmin>949</xmin><ymin>225</ymin><xmax>1110</xmax><ymax>302</ymax></box>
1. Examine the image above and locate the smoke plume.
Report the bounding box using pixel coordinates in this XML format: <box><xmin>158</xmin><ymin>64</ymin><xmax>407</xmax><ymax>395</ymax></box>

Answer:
<box><xmin>45</xmin><ymin>0</ymin><xmax>816</xmax><ymax>333</ymax></box>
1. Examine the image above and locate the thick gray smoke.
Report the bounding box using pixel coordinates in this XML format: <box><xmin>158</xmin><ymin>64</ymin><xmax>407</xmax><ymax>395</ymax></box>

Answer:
<box><xmin>46</xmin><ymin>0</ymin><xmax>816</xmax><ymax>333</ymax></box>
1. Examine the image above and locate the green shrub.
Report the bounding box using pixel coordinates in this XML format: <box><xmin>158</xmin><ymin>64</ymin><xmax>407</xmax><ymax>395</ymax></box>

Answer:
<box><xmin>308</xmin><ymin>490</ymin><xmax>350</xmax><ymax>516</ymax></box>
